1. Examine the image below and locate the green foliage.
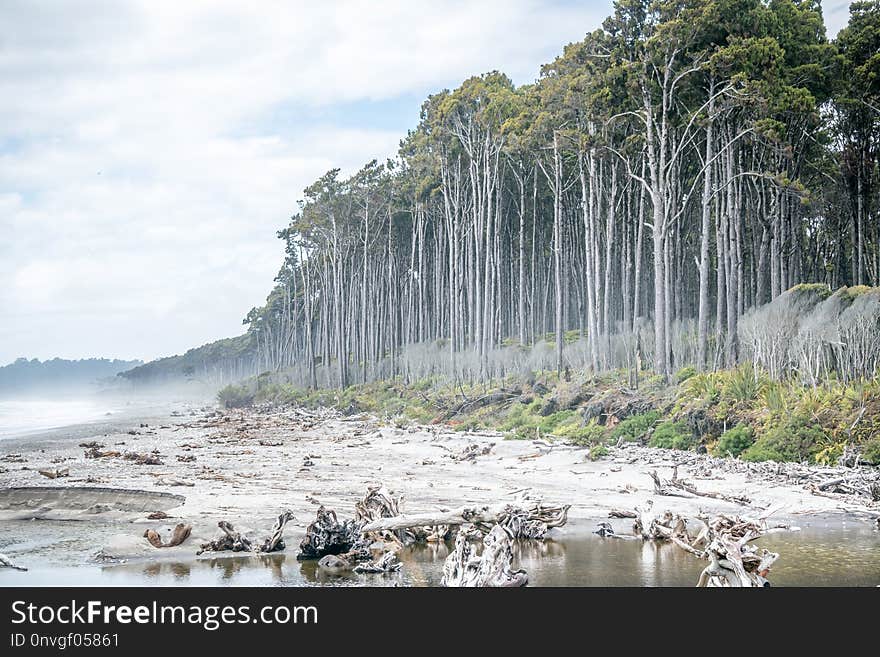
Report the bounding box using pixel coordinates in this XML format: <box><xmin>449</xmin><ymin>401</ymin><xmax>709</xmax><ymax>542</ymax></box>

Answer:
<box><xmin>555</xmin><ymin>418</ymin><xmax>606</xmax><ymax>446</ymax></box>
<box><xmin>713</xmin><ymin>424</ymin><xmax>755</xmax><ymax>457</ymax></box>
<box><xmin>648</xmin><ymin>421</ymin><xmax>695</xmax><ymax>451</ymax></box>
<box><xmin>217</xmin><ymin>384</ymin><xmax>254</xmax><ymax>409</ymax></box>
<box><xmin>862</xmin><ymin>438</ymin><xmax>880</xmax><ymax>466</ymax></box>
<box><xmin>610</xmin><ymin>411</ymin><xmax>660</xmax><ymax>443</ymax></box>
<box><xmin>741</xmin><ymin>415</ymin><xmax>828</xmax><ymax>462</ymax></box>
<box><xmin>588</xmin><ymin>444</ymin><xmax>610</xmax><ymax>461</ymax></box>
<box><xmin>722</xmin><ymin>363</ymin><xmax>764</xmax><ymax>403</ymax></box>
<box><xmin>675</xmin><ymin>366</ymin><xmax>697</xmax><ymax>384</ymax></box>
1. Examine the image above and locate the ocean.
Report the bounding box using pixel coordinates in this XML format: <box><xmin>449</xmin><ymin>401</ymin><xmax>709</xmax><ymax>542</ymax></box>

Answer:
<box><xmin>0</xmin><ymin>399</ymin><xmax>116</xmax><ymax>439</ymax></box>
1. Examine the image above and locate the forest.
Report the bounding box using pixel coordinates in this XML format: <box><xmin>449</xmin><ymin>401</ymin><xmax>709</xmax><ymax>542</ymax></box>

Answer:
<box><xmin>127</xmin><ymin>0</ymin><xmax>880</xmax><ymax>394</ymax></box>
<box><xmin>234</xmin><ymin>0</ymin><xmax>879</xmax><ymax>391</ymax></box>
<box><xmin>0</xmin><ymin>357</ymin><xmax>142</xmax><ymax>394</ymax></box>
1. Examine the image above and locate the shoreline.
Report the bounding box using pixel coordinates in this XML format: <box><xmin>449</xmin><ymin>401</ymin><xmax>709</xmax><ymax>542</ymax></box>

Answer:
<box><xmin>1</xmin><ymin>403</ymin><xmax>878</xmax><ymax>574</ymax></box>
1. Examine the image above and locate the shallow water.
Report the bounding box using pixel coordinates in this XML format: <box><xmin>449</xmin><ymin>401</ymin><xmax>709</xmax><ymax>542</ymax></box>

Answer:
<box><xmin>1</xmin><ymin>518</ymin><xmax>877</xmax><ymax>587</ymax></box>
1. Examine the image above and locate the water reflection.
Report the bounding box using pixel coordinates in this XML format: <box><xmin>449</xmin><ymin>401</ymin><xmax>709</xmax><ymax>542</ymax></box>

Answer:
<box><xmin>3</xmin><ymin>519</ymin><xmax>878</xmax><ymax>587</ymax></box>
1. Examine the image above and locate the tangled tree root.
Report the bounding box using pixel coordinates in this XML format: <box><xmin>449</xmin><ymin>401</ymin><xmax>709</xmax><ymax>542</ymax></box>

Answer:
<box><xmin>298</xmin><ymin>507</ymin><xmax>366</xmax><ymax>561</ymax></box>
<box><xmin>441</xmin><ymin>524</ymin><xmax>527</xmax><ymax>587</ymax></box>
<box><xmin>602</xmin><ymin>502</ymin><xmax>782</xmax><ymax>587</ymax></box>
<box><xmin>197</xmin><ymin>510</ymin><xmax>295</xmax><ymax>555</ymax></box>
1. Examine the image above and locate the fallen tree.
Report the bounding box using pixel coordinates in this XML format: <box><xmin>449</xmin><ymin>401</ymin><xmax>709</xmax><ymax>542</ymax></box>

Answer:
<box><xmin>359</xmin><ymin>500</ymin><xmax>570</xmax><ymax>539</ymax></box>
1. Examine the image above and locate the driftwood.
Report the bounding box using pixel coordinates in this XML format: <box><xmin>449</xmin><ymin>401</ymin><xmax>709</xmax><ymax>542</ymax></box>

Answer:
<box><xmin>451</xmin><ymin>443</ymin><xmax>495</xmax><ymax>462</ymax></box>
<box><xmin>38</xmin><ymin>468</ymin><xmax>69</xmax><ymax>479</ymax></box>
<box><xmin>441</xmin><ymin>391</ymin><xmax>519</xmax><ymax>420</ymax></box>
<box><xmin>144</xmin><ymin>523</ymin><xmax>192</xmax><ymax>548</ymax></box>
<box><xmin>609</xmin><ymin>508</ymin><xmax>638</xmax><ymax>519</ymax></box>
<box><xmin>0</xmin><ymin>552</ymin><xmax>27</xmax><ymax>571</ymax></box>
<box><xmin>359</xmin><ymin>500</ymin><xmax>569</xmax><ymax>539</ymax></box>
<box><xmin>441</xmin><ymin>524</ymin><xmax>527</xmax><ymax>587</ymax></box>
<box><xmin>648</xmin><ymin>470</ymin><xmax>692</xmax><ymax>498</ymax></box>
<box><xmin>198</xmin><ymin>521</ymin><xmax>252</xmax><ymax>554</ymax></box>
<box><xmin>695</xmin><ymin>516</ymin><xmax>778</xmax><ymax>587</ymax></box>
<box><xmin>124</xmin><ymin>452</ymin><xmax>163</xmax><ymax>465</ymax></box>
<box><xmin>668</xmin><ymin>466</ymin><xmax>751</xmax><ymax>505</ymax></box>
<box><xmin>353</xmin><ymin>552</ymin><xmax>402</xmax><ymax>574</ymax></box>
<box><xmin>256</xmin><ymin>510</ymin><xmax>295</xmax><ymax>553</ymax></box>
<box><xmin>355</xmin><ymin>485</ymin><xmax>415</xmax><ymax>545</ymax></box>
<box><xmin>298</xmin><ymin>506</ymin><xmax>366</xmax><ymax>560</ymax></box>
<box><xmin>84</xmin><ymin>448</ymin><xmax>121</xmax><ymax>459</ymax></box>
<box><xmin>198</xmin><ymin>510</ymin><xmax>295</xmax><ymax>555</ymax></box>
<box><xmin>603</xmin><ymin>501</ymin><xmax>781</xmax><ymax>587</ymax></box>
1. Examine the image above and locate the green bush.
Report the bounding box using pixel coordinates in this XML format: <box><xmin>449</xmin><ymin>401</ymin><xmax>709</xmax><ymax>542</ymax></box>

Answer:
<box><xmin>675</xmin><ymin>366</ymin><xmax>697</xmax><ymax>383</ymax></box>
<box><xmin>713</xmin><ymin>424</ymin><xmax>755</xmax><ymax>457</ymax></box>
<box><xmin>741</xmin><ymin>415</ymin><xmax>827</xmax><ymax>463</ymax></box>
<box><xmin>556</xmin><ymin>418</ymin><xmax>606</xmax><ymax>446</ymax></box>
<box><xmin>723</xmin><ymin>363</ymin><xmax>763</xmax><ymax>403</ymax></box>
<box><xmin>862</xmin><ymin>437</ymin><xmax>880</xmax><ymax>466</ymax></box>
<box><xmin>588</xmin><ymin>444</ymin><xmax>610</xmax><ymax>461</ymax></box>
<box><xmin>217</xmin><ymin>384</ymin><xmax>254</xmax><ymax>409</ymax></box>
<box><xmin>610</xmin><ymin>411</ymin><xmax>659</xmax><ymax>443</ymax></box>
<box><xmin>648</xmin><ymin>421</ymin><xmax>695</xmax><ymax>450</ymax></box>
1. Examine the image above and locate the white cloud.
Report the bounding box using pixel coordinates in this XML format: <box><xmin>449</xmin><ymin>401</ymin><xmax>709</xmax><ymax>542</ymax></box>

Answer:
<box><xmin>0</xmin><ymin>1</ymin><xmax>614</xmax><ymax>363</ymax></box>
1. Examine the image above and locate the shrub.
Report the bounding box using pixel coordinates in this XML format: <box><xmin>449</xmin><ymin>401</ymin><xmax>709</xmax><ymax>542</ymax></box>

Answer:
<box><xmin>675</xmin><ymin>366</ymin><xmax>697</xmax><ymax>383</ymax></box>
<box><xmin>610</xmin><ymin>411</ymin><xmax>659</xmax><ymax>443</ymax></box>
<box><xmin>712</xmin><ymin>424</ymin><xmax>755</xmax><ymax>457</ymax></box>
<box><xmin>862</xmin><ymin>437</ymin><xmax>880</xmax><ymax>466</ymax></box>
<box><xmin>217</xmin><ymin>384</ymin><xmax>254</xmax><ymax>409</ymax></box>
<box><xmin>556</xmin><ymin>418</ymin><xmax>606</xmax><ymax>446</ymax></box>
<box><xmin>741</xmin><ymin>415</ymin><xmax>827</xmax><ymax>463</ymax></box>
<box><xmin>588</xmin><ymin>444</ymin><xmax>610</xmax><ymax>461</ymax></box>
<box><xmin>723</xmin><ymin>363</ymin><xmax>763</xmax><ymax>403</ymax></box>
<box><xmin>648</xmin><ymin>421</ymin><xmax>695</xmax><ymax>450</ymax></box>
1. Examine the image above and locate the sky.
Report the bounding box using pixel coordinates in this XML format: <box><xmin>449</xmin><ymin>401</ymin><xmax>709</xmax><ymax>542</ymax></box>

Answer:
<box><xmin>0</xmin><ymin>0</ymin><xmax>855</xmax><ymax>365</ymax></box>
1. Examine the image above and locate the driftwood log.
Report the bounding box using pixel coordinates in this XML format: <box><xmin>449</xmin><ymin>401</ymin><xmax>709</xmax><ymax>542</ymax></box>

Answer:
<box><xmin>0</xmin><ymin>552</ymin><xmax>27</xmax><ymax>571</ymax></box>
<box><xmin>359</xmin><ymin>500</ymin><xmax>569</xmax><ymax>539</ymax></box>
<box><xmin>38</xmin><ymin>468</ymin><xmax>69</xmax><ymax>479</ymax></box>
<box><xmin>144</xmin><ymin>523</ymin><xmax>192</xmax><ymax>548</ymax></box>
<box><xmin>298</xmin><ymin>506</ymin><xmax>366</xmax><ymax>561</ymax></box>
<box><xmin>441</xmin><ymin>524</ymin><xmax>527</xmax><ymax>587</ymax></box>
<box><xmin>198</xmin><ymin>521</ymin><xmax>252</xmax><ymax>554</ymax></box>
<box><xmin>694</xmin><ymin>515</ymin><xmax>779</xmax><ymax>587</ymax></box>
<box><xmin>198</xmin><ymin>510</ymin><xmax>295</xmax><ymax>555</ymax></box>
<box><xmin>602</xmin><ymin>501</ymin><xmax>781</xmax><ymax>587</ymax></box>
<box><xmin>257</xmin><ymin>510</ymin><xmax>295</xmax><ymax>553</ymax></box>
<box><xmin>353</xmin><ymin>552</ymin><xmax>402</xmax><ymax>574</ymax></box>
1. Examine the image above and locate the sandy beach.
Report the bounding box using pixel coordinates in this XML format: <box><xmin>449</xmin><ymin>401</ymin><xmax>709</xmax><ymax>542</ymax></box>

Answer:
<box><xmin>1</xmin><ymin>401</ymin><xmax>878</xmax><ymax>580</ymax></box>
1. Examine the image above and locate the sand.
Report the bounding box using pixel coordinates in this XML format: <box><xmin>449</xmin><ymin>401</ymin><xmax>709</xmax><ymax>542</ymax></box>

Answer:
<box><xmin>1</xmin><ymin>403</ymin><xmax>877</xmax><ymax>566</ymax></box>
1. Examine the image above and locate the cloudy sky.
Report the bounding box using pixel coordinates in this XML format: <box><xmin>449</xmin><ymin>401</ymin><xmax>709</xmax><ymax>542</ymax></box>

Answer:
<box><xmin>0</xmin><ymin>1</ymin><xmax>854</xmax><ymax>365</ymax></box>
